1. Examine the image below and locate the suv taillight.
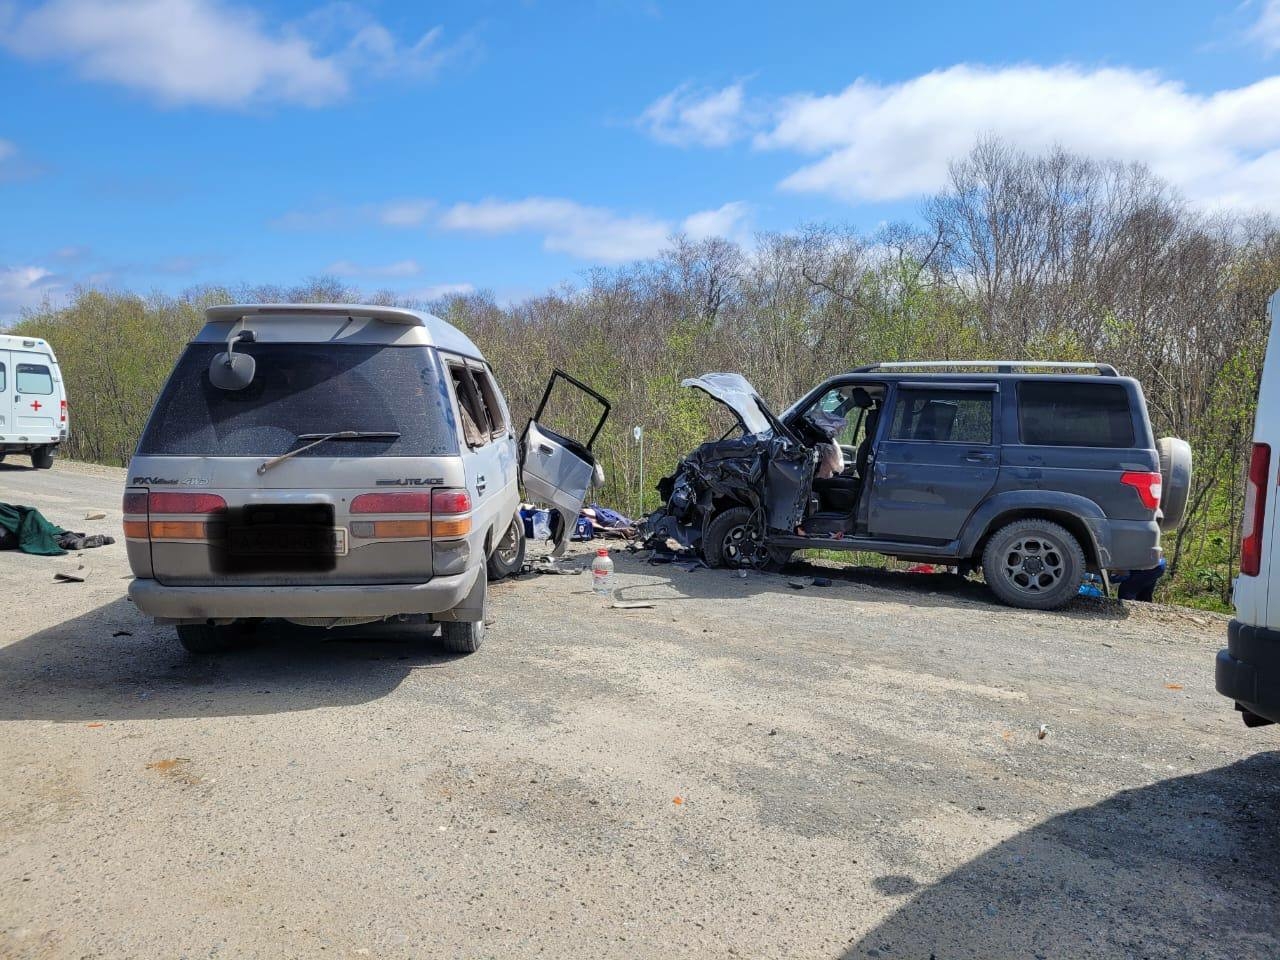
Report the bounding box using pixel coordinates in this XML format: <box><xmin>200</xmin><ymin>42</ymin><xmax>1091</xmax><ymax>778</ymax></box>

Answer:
<box><xmin>1241</xmin><ymin>443</ymin><xmax>1271</xmax><ymax>577</ymax></box>
<box><xmin>1120</xmin><ymin>471</ymin><xmax>1162</xmax><ymax>511</ymax></box>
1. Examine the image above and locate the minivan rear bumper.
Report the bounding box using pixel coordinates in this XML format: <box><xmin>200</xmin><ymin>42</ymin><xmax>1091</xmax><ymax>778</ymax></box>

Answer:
<box><xmin>129</xmin><ymin>568</ymin><xmax>481</xmax><ymax>621</ymax></box>
<box><xmin>1216</xmin><ymin>619</ymin><xmax>1280</xmax><ymax>725</ymax></box>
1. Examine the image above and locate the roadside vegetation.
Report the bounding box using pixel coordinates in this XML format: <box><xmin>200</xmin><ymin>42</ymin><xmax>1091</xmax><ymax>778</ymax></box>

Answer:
<box><xmin>9</xmin><ymin>140</ymin><xmax>1278</xmax><ymax>611</ymax></box>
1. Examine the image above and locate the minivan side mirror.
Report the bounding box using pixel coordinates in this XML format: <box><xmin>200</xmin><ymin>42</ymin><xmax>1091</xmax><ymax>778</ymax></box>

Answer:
<box><xmin>210</xmin><ymin>329</ymin><xmax>256</xmax><ymax>391</ymax></box>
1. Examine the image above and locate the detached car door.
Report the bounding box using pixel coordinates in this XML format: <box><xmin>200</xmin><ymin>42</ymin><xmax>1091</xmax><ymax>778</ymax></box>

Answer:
<box><xmin>867</xmin><ymin>383</ymin><xmax>1000</xmax><ymax>543</ymax></box>
<box><xmin>520</xmin><ymin>370</ymin><xmax>610</xmax><ymax>555</ymax></box>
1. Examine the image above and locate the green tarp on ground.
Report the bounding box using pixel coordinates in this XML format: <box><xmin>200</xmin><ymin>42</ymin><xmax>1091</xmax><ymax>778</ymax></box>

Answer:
<box><xmin>0</xmin><ymin>503</ymin><xmax>68</xmax><ymax>556</ymax></box>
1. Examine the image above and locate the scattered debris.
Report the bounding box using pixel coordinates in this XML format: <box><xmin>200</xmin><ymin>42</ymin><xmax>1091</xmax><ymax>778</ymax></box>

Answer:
<box><xmin>1165</xmin><ymin>683</ymin><xmax>1184</xmax><ymax>691</ymax></box>
<box><xmin>672</xmin><ymin>796</ymin><xmax>683</xmax><ymax>806</ymax></box>
<box><xmin>735</xmin><ymin>569</ymin><xmax>748</xmax><ymax>580</ymax></box>
<box><xmin>112</xmin><ymin>630</ymin><xmax>133</xmax><ymax>638</ymax></box>
<box><xmin>1037</xmin><ymin>724</ymin><xmax>1049</xmax><ymax>740</ymax></box>
<box><xmin>611</xmin><ymin>600</ymin><xmax>654</xmax><ymax>610</ymax></box>
<box><xmin>54</xmin><ymin>563</ymin><xmax>89</xmax><ymax>583</ymax></box>
<box><xmin>788</xmin><ymin>578</ymin><xmax>809</xmax><ymax>590</ymax></box>
<box><xmin>811</xmin><ymin>576</ymin><xmax>833</xmax><ymax>587</ymax></box>
<box><xmin>85</xmin><ymin>722</ymin><xmax>104</xmax><ymax>728</ymax></box>
<box><xmin>84</xmin><ymin>511</ymin><xmax>107</xmax><ymax>521</ymax></box>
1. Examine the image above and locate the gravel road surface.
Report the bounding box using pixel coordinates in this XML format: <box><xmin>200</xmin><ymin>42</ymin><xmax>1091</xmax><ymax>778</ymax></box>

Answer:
<box><xmin>1</xmin><ymin>460</ymin><xmax>1277</xmax><ymax>959</ymax></box>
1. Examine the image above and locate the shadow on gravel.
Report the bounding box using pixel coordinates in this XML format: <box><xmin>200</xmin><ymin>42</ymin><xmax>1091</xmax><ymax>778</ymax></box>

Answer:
<box><xmin>610</xmin><ymin>550</ymin><xmax>1130</xmax><ymax>620</ymax></box>
<box><xmin>845</xmin><ymin>753</ymin><xmax>1280</xmax><ymax>960</ymax></box>
<box><xmin>0</xmin><ymin>596</ymin><xmax>463</xmax><ymax>722</ymax></box>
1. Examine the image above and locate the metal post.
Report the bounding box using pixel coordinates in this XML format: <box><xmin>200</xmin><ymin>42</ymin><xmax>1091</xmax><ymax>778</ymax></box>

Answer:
<box><xmin>633</xmin><ymin>425</ymin><xmax>644</xmax><ymax>519</ymax></box>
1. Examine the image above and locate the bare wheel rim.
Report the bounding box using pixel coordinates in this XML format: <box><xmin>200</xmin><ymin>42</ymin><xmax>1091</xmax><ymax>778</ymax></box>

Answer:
<box><xmin>495</xmin><ymin>520</ymin><xmax>522</xmax><ymax>566</ymax></box>
<box><xmin>1000</xmin><ymin>535</ymin><xmax>1067</xmax><ymax>594</ymax></box>
<box><xmin>722</xmin><ymin>521</ymin><xmax>765</xmax><ymax>568</ymax></box>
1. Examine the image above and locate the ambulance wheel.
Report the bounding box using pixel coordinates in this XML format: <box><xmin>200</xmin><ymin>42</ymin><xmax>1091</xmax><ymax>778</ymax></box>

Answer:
<box><xmin>31</xmin><ymin>446</ymin><xmax>54</xmax><ymax>470</ymax></box>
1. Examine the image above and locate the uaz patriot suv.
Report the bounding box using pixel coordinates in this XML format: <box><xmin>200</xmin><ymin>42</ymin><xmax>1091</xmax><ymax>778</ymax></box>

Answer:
<box><xmin>645</xmin><ymin>361</ymin><xmax>1190</xmax><ymax>611</ymax></box>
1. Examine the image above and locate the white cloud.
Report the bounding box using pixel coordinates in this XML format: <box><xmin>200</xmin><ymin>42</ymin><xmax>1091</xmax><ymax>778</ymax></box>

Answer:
<box><xmin>409</xmin><ymin>282</ymin><xmax>475</xmax><ymax>300</ymax></box>
<box><xmin>270</xmin><ymin>198</ymin><xmax>434</xmax><ymax>230</ymax></box>
<box><xmin>639</xmin><ymin>82</ymin><xmax>750</xmax><ymax>147</ymax></box>
<box><xmin>0</xmin><ymin>0</ymin><xmax>462</xmax><ymax>108</ymax></box>
<box><xmin>325</xmin><ymin>258</ymin><xmax>422</xmax><ymax>278</ymax></box>
<box><xmin>1251</xmin><ymin>0</ymin><xmax>1280</xmax><ymax>51</ymax></box>
<box><xmin>0</xmin><ymin>265</ymin><xmax>63</xmax><ymax>324</ymax></box>
<box><xmin>377</xmin><ymin>200</ymin><xmax>435</xmax><ymax>228</ymax></box>
<box><xmin>680</xmin><ymin>201</ymin><xmax>751</xmax><ymax>243</ymax></box>
<box><xmin>437</xmin><ymin>197</ymin><xmax>751</xmax><ymax>261</ymax></box>
<box><xmin>730</xmin><ymin>64</ymin><xmax>1280</xmax><ymax>212</ymax></box>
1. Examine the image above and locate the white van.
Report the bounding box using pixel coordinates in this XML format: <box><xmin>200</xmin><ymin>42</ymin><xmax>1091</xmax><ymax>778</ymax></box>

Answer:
<box><xmin>124</xmin><ymin>303</ymin><xmax>609</xmax><ymax>655</ymax></box>
<box><xmin>0</xmin><ymin>333</ymin><xmax>68</xmax><ymax>469</ymax></box>
<box><xmin>1217</xmin><ymin>288</ymin><xmax>1280</xmax><ymax>727</ymax></box>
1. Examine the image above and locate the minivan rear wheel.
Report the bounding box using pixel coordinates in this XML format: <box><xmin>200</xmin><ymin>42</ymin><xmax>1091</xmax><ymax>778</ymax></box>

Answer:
<box><xmin>486</xmin><ymin>516</ymin><xmax>526</xmax><ymax>581</ymax></box>
<box><xmin>982</xmin><ymin>519</ymin><xmax>1085</xmax><ymax>611</ymax></box>
<box><xmin>176</xmin><ymin>622</ymin><xmax>243</xmax><ymax>654</ymax></box>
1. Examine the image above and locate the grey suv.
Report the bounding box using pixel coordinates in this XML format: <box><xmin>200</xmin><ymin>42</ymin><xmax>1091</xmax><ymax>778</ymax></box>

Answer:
<box><xmin>645</xmin><ymin>361</ymin><xmax>1191</xmax><ymax>610</ymax></box>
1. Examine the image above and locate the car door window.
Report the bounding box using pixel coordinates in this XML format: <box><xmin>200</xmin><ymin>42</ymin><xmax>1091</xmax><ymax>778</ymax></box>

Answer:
<box><xmin>0</xmin><ymin>362</ymin><xmax>6</xmax><ymax>392</ymax></box>
<box><xmin>448</xmin><ymin>363</ymin><xmax>491</xmax><ymax>447</ymax></box>
<box><xmin>16</xmin><ymin>363</ymin><xmax>53</xmax><ymax>395</ymax></box>
<box><xmin>890</xmin><ymin>390</ymin><xmax>993</xmax><ymax>444</ymax></box>
<box><xmin>471</xmin><ymin>367</ymin><xmax>507</xmax><ymax>437</ymax></box>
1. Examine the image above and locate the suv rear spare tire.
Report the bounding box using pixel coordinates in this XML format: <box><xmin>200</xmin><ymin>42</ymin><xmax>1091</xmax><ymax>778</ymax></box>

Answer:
<box><xmin>982</xmin><ymin>519</ymin><xmax>1085</xmax><ymax>610</ymax></box>
<box><xmin>1156</xmin><ymin>437</ymin><xmax>1192</xmax><ymax>531</ymax></box>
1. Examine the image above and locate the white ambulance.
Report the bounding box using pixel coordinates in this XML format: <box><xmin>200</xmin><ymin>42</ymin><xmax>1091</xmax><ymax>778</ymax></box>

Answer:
<box><xmin>0</xmin><ymin>333</ymin><xmax>68</xmax><ymax>469</ymax></box>
<box><xmin>1217</xmin><ymin>288</ymin><xmax>1280</xmax><ymax>727</ymax></box>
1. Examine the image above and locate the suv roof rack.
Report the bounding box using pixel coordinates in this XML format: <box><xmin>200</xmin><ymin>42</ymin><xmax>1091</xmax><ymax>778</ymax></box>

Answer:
<box><xmin>852</xmin><ymin>360</ymin><xmax>1119</xmax><ymax>377</ymax></box>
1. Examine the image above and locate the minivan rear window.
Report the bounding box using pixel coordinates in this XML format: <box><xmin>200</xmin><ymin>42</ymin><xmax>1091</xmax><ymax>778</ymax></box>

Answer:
<box><xmin>1017</xmin><ymin>382</ymin><xmax>1135</xmax><ymax>448</ymax></box>
<box><xmin>137</xmin><ymin>343</ymin><xmax>458</xmax><ymax>458</ymax></box>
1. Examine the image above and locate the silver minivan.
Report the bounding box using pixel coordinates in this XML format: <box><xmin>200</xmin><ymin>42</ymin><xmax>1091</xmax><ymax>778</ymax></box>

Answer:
<box><xmin>123</xmin><ymin>303</ymin><xmax>608</xmax><ymax>655</ymax></box>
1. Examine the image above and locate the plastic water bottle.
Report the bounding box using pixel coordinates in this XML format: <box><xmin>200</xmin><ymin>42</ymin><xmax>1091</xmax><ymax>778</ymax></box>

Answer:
<box><xmin>592</xmin><ymin>548</ymin><xmax>614</xmax><ymax>598</ymax></box>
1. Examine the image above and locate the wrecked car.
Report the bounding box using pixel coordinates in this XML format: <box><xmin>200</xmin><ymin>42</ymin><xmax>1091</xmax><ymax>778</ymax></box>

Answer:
<box><xmin>644</xmin><ymin>364</ymin><xmax>1191</xmax><ymax>611</ymax></box>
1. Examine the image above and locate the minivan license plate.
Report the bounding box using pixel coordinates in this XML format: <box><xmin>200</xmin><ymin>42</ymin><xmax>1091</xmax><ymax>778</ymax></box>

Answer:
<box><xmin>229</xmin><ymin>526</ymin><xmax>348</xmax><ymax>557</ymax></box>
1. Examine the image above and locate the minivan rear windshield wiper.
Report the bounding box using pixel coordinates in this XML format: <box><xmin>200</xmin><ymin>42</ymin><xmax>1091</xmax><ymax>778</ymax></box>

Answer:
<box><xmin>257</xmin><ymin>430</ymin><xmax>401</xmax><ymax>475</ymax></box>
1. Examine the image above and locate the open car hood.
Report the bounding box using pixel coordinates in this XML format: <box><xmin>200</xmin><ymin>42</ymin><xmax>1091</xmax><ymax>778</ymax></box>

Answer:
<box><xmin>682</xmin><ymin>373</ymin><xmax>779</xmax><ymax>436</ymax></box>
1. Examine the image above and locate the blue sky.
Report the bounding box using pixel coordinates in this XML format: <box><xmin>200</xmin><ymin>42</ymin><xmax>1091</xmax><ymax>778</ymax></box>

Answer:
<box><xmin>3</xmin><ymin>0</ymin><xmax>1280</xmax><ymax>321</ymax></box>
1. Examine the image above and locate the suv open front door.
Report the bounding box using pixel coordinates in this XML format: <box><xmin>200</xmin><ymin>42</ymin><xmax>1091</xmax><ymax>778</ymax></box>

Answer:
<box><xmin>520</xmin><ymin>370</ymin><xmax>611</xmax><ymax>556</ymax></box>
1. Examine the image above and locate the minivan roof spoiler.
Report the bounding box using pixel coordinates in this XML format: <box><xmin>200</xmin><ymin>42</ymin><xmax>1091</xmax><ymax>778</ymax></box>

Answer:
<box><xmin>852</xmin><ymin>360</ymin><xmax>1119</xmax><ymax>376</ymax></box>
<box><xmin>206</xmin><ymin>304</ymin><xmax>429</xmax><ymax>326</ymax></box>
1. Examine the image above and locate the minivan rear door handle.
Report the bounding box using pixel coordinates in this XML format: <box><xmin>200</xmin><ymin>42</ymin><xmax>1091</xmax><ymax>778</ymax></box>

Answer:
<box><xmin>965</xmin><ymin>451</ymin><xmax>996</xmax><ymax>463</ymax></box>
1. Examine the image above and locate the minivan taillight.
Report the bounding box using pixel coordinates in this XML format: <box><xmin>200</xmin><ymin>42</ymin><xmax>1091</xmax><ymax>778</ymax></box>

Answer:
<box><xmin>123</xmin><ymin>491</ymin><xmax>228</xmax><ymax>541</ymax></box>
<box><xmin>1120</xmin><ymin>471</ymin><xmax>1163</xmax><ymax>511</ymax></box>
<box><xmin>1241</xmin><ymin>443</ymin><xmax>1271</xmax><ymax>577</ymax></box>
<box><xmin>431</xmin><ymin>488</ymin><xmax>472</xmax><ymax>539</ymax></box>
<box><xmin>349</xmin><ymin>491</ymin><xmax>437</xmax><ymax>540</ymax></box>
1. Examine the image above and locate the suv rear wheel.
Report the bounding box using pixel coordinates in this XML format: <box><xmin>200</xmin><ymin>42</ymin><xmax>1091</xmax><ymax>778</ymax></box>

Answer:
<box><xmin>982</xmin><ymin>519</ymin><xmax>1085</xmax><ymax>610</ymax></box>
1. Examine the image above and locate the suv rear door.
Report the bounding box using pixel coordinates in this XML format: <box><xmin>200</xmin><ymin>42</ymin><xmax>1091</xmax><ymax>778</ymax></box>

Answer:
<box><xmin>520</xmin><ymin>370</ymin><xmax>610</xmax><ymax>555</ymax></box>
<box><xmin>867</xmin><ymin>383</ymin><xmax>1000</xmax><ymax>542</ymax></box>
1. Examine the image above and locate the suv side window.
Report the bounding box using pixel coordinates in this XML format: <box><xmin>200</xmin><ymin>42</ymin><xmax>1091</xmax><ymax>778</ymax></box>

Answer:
<box><xmin>448</xmin><ymin>363</ymin><xmax>492</xmax><ymax>447</ymax></box>
<box><xmin>471</xmin><ymin>367</ymin><xmax>507</xmax><ymax>437</ymax></box>
<box><xmin>890</xmin><ymin>389</ymin><xmax>993</xmax><ymax>444</ymax></box>
<box><xmin>1018</xmin><ymin>382</ymin><xmax>1134</xmax><ymax>448</ymax></box>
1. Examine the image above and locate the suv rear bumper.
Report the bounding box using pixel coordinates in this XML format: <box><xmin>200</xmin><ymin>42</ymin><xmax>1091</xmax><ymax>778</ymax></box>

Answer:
<box><xmin>129</xmin><ymin>568</ymin><xmax>481</xmax><ymax>621</ymax></box>
<box><xmin>1216</xmin><ymin>619</ymin><xmax>1280</xmax><ymax>725</ymax></box>
<box><xmin>1102</xmin><ymin>518</ymin><xmax>1162</xmax><ymax>571</ymax></box>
